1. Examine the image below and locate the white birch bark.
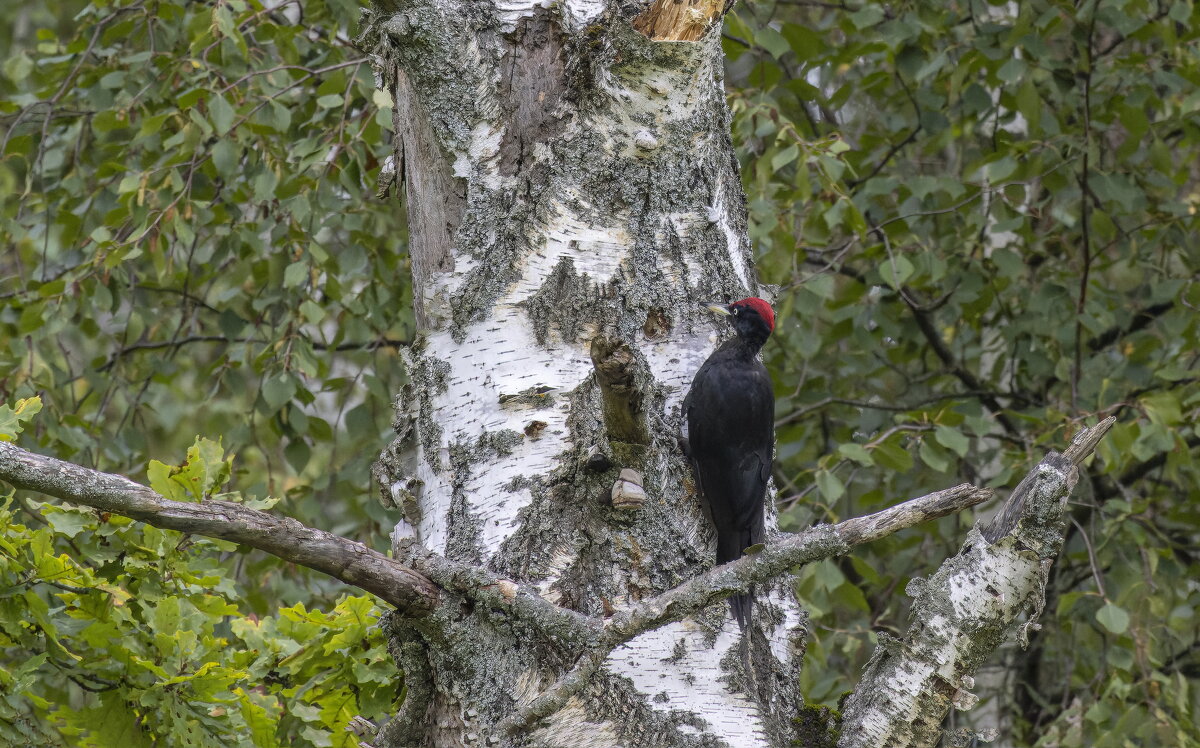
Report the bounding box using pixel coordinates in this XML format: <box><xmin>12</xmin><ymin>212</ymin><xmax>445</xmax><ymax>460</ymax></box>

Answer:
<box><xmin>836</xmin><ymin>420</ymin><xmax>1113</xmax><ymax>748</ymax></box>
<box><xmin>360</xmin><ymin>1</ymin><xmax>807</xmax><ymax>745</ymax></box>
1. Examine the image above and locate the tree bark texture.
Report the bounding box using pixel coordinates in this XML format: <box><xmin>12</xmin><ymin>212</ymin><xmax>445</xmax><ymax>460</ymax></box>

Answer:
<box><xmin>359</xmin><ymin>1</ymin><xmax>799</xmax><ymax>746</ymax></box>
<box><xmin>836</xmin><ymin>418</ymin><xmax>1114</xmax><ymax>748</ymax></box>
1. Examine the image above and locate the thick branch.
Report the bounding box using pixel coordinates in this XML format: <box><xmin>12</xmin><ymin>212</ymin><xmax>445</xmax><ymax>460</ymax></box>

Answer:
<box><xmin>611</xmin><ymin>483</ymin><xmax>992</xmax><ymax>641</ymax></box>
<box><xmin>398</xmin><ymin>542</ymin><xmax>603</xmax><ymax>649</ymax></box>
<box><xmin>837</xmin><ymin>417</ymin><xmax>1114</xmax><ymax>748</ymax></box>
<box><xmin>0</xmin><ymin>442</ymin><xmax>440</xmax><ymax>616</ymax></box>
<box><xmin>500</xmin><ymin>482</ymin><xmax>994</xmax><ymax>734</ymax></box>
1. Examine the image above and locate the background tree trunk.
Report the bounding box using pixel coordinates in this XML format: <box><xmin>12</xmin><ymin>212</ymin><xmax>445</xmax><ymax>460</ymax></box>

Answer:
<box><xmin>361</xmin><ymin>1</ymin><xmax>808</xmax><ymax>745</ymax></box>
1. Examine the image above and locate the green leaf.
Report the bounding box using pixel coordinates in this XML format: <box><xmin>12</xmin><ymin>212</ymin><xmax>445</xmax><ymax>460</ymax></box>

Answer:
<box><xmin>919</xmin><ymin>440</ymin><xmax>951</xmax><ymax>472</ymax></box>
<box><xmin>814</xmin><ymin>559</ymin><xmax>846</xmax><ymax>591</ymax></box>
<box><xmin>837</xmin><ymin>442</ymin><xmax>874</xmax><ymax>467</ymax></box>
<box><xmin>848</xmin><ymin>5</ymin><xmax>884</xmax><ymax>28</ymax></box>
<box><xmin>879</xmin><ymin>255</ymin><xmax>914</xmax><ymax>289</ymax></box>
<box><xmin>208</xmin><ymin>94</ymin><xmax>236</xmax><ymax>135</ymax></box>
<box><xmin>299</xmin><ymin>299</ymin><xmax>326</xmax><ymax>324</ymax></box>
<box><xmin>212</xmin><ymin>139</ymin><xmax>239</xmax><ymax>175</ymax></box>
<box><xmin>771</xmin><ymin>144</ymin><xmax>800</xmax><ymax>171</ymax></box>
<box><xmin>44</xmin><ymin>507</ymin><xmax>94</xmax><ymax>538</ymax></box>
<box><xmin>755</xmin><ymin>27</ymin><xmax>791</xmax><ymax>59</ymax></box>
<box><xmin>815</xmin><ymin>469</ymin><xmax>845</xmax><ymax>502</ymax></box>
<box><xmin>1096</xmin><ymin>603</ymin><xmax>1130</xmax><ymax>635</ymax></box>
<box><xmin>0</xmin><ymin>396</ymin><xmax>42</xmax><ymax>441</ymax></box>
<box><xmin>262</xmin><ymin>374</ymin><xmax>297</xmax><ymax>412</ymax></box>
<box><xmin>1141</xmin><ymin>392</ymin><xmax>1182</xmax><ymax>426</ymax></box>
<box><xmin>148</xmin><ymin>460</ymin><xmax>187</xmax><ymax>502</ymax></box>
<box><xmin>238</xmin><ymin>688</ymin><xmax>281</xmax><ymax>748</ymax></box>
<box><xmin>182</xmin><ymin>437</ymin><xmax>232</xmax><ymax>499</ymax></box>
<box><xmin>284</xmin><ymin>260</ymin><xmax>309</xmax><ymax>288</ymax></box>
<box><xmin>872</xmin><ymin>440</ymin><xmax>913</xmax><ymax>473</ymax></box>
<box><xmin>88</xmin><ymin>691</ymin><xmax>150</xmax><ymax>748</ymax></box>
<box><xmin>3</xmin><ymin>52</ymin><xmax>33</xmax><ymax>82</ymax></box>
<box><xmin>934</xmin><ymin>425</ymin><xmax>970</xmax><ymax>457</ymax></box>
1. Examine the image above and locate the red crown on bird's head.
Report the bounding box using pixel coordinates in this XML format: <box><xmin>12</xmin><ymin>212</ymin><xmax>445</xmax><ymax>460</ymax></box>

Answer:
<box><xmin>731</xmin><ymin>297</ymin><xmax>775</xmax><ymax>332</ymax></box>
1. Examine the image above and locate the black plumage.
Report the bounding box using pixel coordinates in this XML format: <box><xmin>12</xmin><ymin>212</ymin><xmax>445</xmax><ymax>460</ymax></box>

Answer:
<box><xmin>683</xmin><ymin>297</ymin><xmax>775</xmax><ymax>629</ymax></box>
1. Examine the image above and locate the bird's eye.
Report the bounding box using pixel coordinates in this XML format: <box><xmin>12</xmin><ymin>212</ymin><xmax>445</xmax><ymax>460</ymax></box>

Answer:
<box><xmin>731</xmin><ymin>307</ymin><xmax>739</xmax><ymax>315</ymax></box>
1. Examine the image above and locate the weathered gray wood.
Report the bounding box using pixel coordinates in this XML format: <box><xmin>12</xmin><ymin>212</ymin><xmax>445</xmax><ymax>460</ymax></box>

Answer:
<box><xmin>837</xmin><ymin>418</ymin><xmax>1114</xmax><ymax>748</ymax></box>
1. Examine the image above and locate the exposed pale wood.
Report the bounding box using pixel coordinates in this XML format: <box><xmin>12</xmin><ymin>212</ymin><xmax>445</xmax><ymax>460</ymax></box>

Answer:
<box><xmin>632</xmin><ymin>0</ymin><xmax>726</xmax><ymax>42</ymax></box>
<box><xmin>394</xmin><ymin>67</ymin><xmax>464</xmax><ymax>328</ymax></box>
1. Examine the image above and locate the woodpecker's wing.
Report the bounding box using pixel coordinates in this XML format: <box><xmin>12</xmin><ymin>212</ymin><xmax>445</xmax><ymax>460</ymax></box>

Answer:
<box><xmin>684</xmin><ymin>354</ymin><xmax>774</xmax><ymax>562</ymax></box>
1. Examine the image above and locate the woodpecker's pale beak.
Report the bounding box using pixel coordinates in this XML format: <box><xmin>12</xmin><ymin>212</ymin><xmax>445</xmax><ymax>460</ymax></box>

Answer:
<box><xmin>704</xmin><ymin>303</ymin><xmax>732</xmax><ymax>317</ymax></box>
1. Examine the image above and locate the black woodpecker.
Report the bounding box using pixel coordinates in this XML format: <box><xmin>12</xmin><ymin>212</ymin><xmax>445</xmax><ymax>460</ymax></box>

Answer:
<box><xmin>683</xmin><ymin>297</ymin><xmax>776</xmax><ymax>629</ymax></box>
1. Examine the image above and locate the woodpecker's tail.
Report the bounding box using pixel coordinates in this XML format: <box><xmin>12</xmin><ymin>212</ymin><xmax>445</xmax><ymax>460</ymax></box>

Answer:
<box><xmin>730</xmin><ymin>587</ymin><xmax>754</xmax><ymax>630</ymax></box>
<box><xmin>718</xmin><ymin>529</ymin><xmax>758</xmax><ymax>630</ymax></box>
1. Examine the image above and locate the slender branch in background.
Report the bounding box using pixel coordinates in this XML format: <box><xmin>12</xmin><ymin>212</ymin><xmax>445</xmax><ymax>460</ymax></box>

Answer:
<box><xmin>1072</xmin><ymin>4</ymin><xmax>1097</xmax><ymax>416</ymax></box>
<box><xmin>97</xmin><ymin>334</ymin><xmax>411</xmax><ymax>371</ymax></box>
<box><xmin>848</xmin><ymin>70</ymin><xmax>922</xmax><ymax>190</ymax></box>
<box><xmin>1088</xmin><ymin>301</ymin><xmax>1174</xmax><ymax>351</ymax></box>
<box><xmin>903</xmin><ymin>292</ymin><xmax>1022</xmax><ymax>436</ymax></box>
<box><xmin>1096</xmin><ymin>433</ymin><xmax>1200</xmax><ymax>500</ymax></box>
<box><xmin>775</xmin><ymin>390</ymin><xmax>1004</xmax><ymax>428</ymax></box>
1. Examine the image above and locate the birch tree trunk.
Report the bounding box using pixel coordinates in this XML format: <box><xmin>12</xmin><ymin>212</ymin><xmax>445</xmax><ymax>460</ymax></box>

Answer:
<box><xmin>359</xmin><ymin>1</ymin><xmax>807</xmax><ymax>746</ymax></box>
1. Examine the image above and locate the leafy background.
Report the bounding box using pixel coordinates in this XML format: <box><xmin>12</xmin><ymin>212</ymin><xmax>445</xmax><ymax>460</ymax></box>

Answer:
<box><xmin>2</xmin><ymin>0</ymin><xmax>1198</xmax><ymax>745</ymax></box>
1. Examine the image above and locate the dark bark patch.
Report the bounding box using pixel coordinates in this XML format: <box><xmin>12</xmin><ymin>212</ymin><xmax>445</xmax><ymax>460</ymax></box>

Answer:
<box><xmin>497</xmin><ymin>13</ymin><xmax>569</xmax><ymax>179</ymax></box>
<box><xmin>522</xmin><ymin>255</ymin><xmax>612</xmax><ymax>344</ymax></box>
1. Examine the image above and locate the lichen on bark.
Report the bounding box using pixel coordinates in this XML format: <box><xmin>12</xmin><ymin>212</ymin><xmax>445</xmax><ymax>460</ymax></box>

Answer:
<box><xmin>363</xmin><ymin>0</ymin><xmax>808</xmax><ymax>743</ymax></box>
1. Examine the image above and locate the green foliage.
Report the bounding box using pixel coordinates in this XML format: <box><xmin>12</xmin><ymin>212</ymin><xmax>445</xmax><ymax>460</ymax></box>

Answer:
<box><xmin>0</xmin><ymin>0</ymin><xmax>408</xmax><ymax>610</ymax></box>
<box><xmin>1</xmin><ymin>1</ymin><xmax>407</xmax><ymax>741</ymax></box>
<box><xmin>0</xmin><ymin>429</ymin><xmax>397</xmax><ymax>746</ymax></box>
<box><xmin>728</xmin><ymin>0</ymin><xmax>1200</xmax><ymax>742</ymax></box>
<box><xmin>3</xmin><ymin>0</ymin><xmax>1199</xmax><ymax>744</ymax></box>
<box><xmin>0</xmin><ymin>396</ymin><xmax>42</xmax><ymax>442</ymax></box>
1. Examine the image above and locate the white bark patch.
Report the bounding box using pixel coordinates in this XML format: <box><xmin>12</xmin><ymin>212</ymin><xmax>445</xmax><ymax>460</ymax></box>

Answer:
<box><xmin>523</xmin><ymin>198</ymin><xmax>630</xmax><ymax>289</ymax></box>
<box><xmin>494</xmin><ymin>0</ymin><xmax>554</xmax><ymax>32</ymax></box>
<box><xmin>642</xmin><ymin>329</ymin><xmax>719</xmax><ymax>418</ymax></box>
<box><xmin>604</xmin><ymin>621</ymin><xmax>769</xmax><ymax>747</ymax></box>
<box><xmin>947</xmin><ymin>551</ymin><xmax>1026</xmax><ymax>620</ymax></box>
<box><xmin>410</xmin><ymin>198</ymin><xmax>639</xmax><ymax>558</ymax></box>
<box><xmin>666</xmin><ymin>211</ymin><xmax>717</xmax><ymax>288</ymax></box>
<box><xmin>855</xmin><ymin>657</ymin><xmax>936</xmax><ymax>736</ymax></box>
<box><xmin>560</xmin><ymin>0</ymin><xmax>608</xmax><ymax>30</ymax></box>
<box><xmin>765</xmin><ymin>586</ymin><xmax>806</xmax><ymax>665</ymax></box>
<box><xmin>414</xmin><ymin>322</ymin><xmax>585</xmax><ymax>556</ymax></box>
<box><xmin>709</xmin><ymin>181</ymin><xmax>751</xmax><ymax>292</ymax></box>
<box><xmin>453</xmin><ymin>120</ymin><xmax>505</xmax><ymax>188</ymax></box>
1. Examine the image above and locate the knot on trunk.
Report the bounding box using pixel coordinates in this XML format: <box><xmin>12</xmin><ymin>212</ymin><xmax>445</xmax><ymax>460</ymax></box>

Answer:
<box><xmin>589</xmin><ymin>335</ymin><xmax>650</xmax><ymax>447</ymax></box>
